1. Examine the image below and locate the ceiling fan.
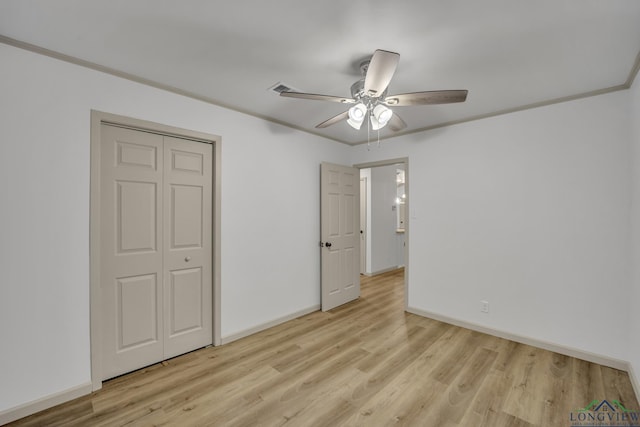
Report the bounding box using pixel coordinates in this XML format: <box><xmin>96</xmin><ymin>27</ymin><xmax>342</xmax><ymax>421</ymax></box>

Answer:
<box><xmin>280</xmin><ymin>49</ymin><xmax>468</xmax><ymax>132</ymax></box>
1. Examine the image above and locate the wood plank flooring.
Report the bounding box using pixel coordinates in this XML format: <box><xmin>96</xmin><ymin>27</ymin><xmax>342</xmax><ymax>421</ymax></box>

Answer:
<box><xmin>10</xmin><ymin>268</ymin><xmax>639</xmax><ymax>426</ymax></box>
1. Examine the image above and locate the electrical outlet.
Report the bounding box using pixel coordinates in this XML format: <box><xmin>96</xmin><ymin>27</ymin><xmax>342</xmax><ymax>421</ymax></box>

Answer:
<box><xmin>481</xmin><ymin>300</ymin><xmax>489</xmax><ymax>313</ymax></box>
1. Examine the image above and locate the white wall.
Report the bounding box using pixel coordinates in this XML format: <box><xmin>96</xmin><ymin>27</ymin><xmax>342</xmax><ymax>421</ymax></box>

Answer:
<box><xmin>351</xmin><ymin>90</ymin><xmax>633</xmax><ymax>362</ymax></box>
<box><xmin>630</xmin><ymin>76</ymin><xmax>640</xmax><ymax>385</ymax></box>
<box><xmin>0</xmin><ymin>43</ymin><xmax>350</xmax><ymax>414</ymax></box>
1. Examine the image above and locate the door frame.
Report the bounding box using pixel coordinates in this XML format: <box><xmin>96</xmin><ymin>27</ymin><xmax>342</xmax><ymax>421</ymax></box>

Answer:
<box><xmin>89</xmin><ymin>110</ymin><xmax>222</xmax><ymax>391</ymax></box>
<box><xmin>353</xmin><ymin>157</ymin><xmax>409</xmax><ymax>310</ymax></box>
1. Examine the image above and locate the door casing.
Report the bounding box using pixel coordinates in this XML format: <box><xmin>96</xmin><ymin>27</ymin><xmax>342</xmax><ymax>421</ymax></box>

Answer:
<box><xmin>90</xmin><ymin>110</ymin><xmax>222</xmax><ymax>391</ymax></box>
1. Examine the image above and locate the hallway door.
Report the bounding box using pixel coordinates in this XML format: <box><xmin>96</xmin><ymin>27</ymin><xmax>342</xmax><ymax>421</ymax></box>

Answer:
<box><xmin>321</xmin><ymin>162</ymin><xmax>360</xmax><ymax>311</ymax></box>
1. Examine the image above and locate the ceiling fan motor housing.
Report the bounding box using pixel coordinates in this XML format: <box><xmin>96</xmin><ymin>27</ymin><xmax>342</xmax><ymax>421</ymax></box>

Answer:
<box><xmin>350</xmin><ymin>79</ymin><xmax>387</xmax><ymax>110</ymax></box>
<box><xmin>350</xmin><ymin>79</ymin><xmax>365</xmax><ymax>99</ymax></box>
<box><xmin>359</xmin><ymin>59</ymin><xmax>371</xmax><ymax>76</ymax></box>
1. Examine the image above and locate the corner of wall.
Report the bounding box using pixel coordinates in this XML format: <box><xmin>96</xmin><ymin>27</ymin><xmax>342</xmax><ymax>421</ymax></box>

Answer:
<box><xmin>629</xmin><ymin>74</ymin><xmax>640</xmax><ymax>402</ymax></box>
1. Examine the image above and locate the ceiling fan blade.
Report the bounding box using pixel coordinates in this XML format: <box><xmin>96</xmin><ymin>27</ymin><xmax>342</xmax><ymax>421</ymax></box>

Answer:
<box><xmin>384</xmin><ymin>90</ymin><xmax>468</xmax><ymax>106</ymax></box>
<box><xmin>280</xmin><ymin>91</ymin><xmax>355</xmax><ymax>104</ymax></box>
<box><xmin>388</xmin><ymin>113</ymin><xmax>407</xmax><ymax>132</ymax></box>
<box><xmin>364</xmin><ymin>49</ymin><xmax>400</xmax><ymax>97</ymax></box>
<box><xmin>316</xmin><ymin>111</ymin><xmax>349</xmax><ymax>128</ymax></box>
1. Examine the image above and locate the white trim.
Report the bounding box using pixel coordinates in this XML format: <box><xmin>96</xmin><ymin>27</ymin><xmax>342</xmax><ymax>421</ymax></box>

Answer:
<box><xmin>212</xmin><ymin>131</ymin><xmax>222</xmax><ymax>346</ymax></box>
<box><xmin>90</xmin><ymin>111</ymin><xmax>103</xmax><ymax>392</ymax></box>
<box><xmin>354</xmin><ymin>158</ymin><xmax>409</xmax><ymax>170</ymax></box>
<box><xmin>1</xmin><ymin>36</ymin><xmax>638</xmax><ymax>146</ymax></box>
<box><xmin>0</xmin><ymin>36</ymin><xmax>346</xmax><ymax>145</ymax></box>
<box><xmin>220</xmin><ymin>305</ymin><xmax>320</xmax><ymax>345</ymax></box>
<box><xmin>0</xmin><ymin>382</ymin><xmax>92</xmax><ymax>425</ymax></box>
<box><xmin>407</xmin><ymin>306</ymin><xmax>630</xmax><ymax>371</ymax></box>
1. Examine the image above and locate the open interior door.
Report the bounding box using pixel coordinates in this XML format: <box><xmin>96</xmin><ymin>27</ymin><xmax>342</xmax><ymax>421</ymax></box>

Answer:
<box><xmin>320</xmin><ymin>162</ymin><xmax>360</xmax><ymax>311</ymax></box>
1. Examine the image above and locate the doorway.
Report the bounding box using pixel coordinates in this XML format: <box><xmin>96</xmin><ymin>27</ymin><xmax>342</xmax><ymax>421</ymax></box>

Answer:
<box><xmin>355</xmin><ymin>158</ymin><xmax>409</xmax><ymax>310</ymax></box>
<box><xmin>89</xmin><ymin>111</ymin><xmax>222</xmax><ymax>390</ymax></box>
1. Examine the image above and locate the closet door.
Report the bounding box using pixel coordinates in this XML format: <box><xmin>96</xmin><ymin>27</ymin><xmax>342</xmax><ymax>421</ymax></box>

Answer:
<box><xmin>163</xmin><ymin>136</ymin><xmax>212</xmax><ymax>359</ymax></box>
<box><xmin>100</xmin><ymin>125</ymin><xmax>212</xmax><ymax>380</ymax></box>
<box><xmin>101</xmin><ymin>125</ymin><xmax>165</xmax><ymax>379</ymax></box>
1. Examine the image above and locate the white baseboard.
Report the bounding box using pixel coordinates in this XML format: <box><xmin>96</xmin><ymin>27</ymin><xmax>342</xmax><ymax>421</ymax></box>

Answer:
<box><xmin>3</xmin><ymin>309</ymin><xmax>635</xmax><ymax>425</ymax></box>
<box><xmin>1</xmin><ymin>306</ymin><xmax>320</xmax><ymax>424</ymax></box>
<box><xmin>0</xmin><ymin>382</ymin><xmax>92</xmax><ymax>425</ymax></box>
<box><xmin>221</xmin><ymin>305</ymin><xmax>320</xmax><ymax>345</ymax></box>
<box><xmin>406</xmin><ymin>306</ymin><xmax>629</xmax><ymax>371</ymax></box>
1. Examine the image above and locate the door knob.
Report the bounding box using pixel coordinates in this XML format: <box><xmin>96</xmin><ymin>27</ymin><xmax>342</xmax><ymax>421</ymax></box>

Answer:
<box><xmin>325</xmin><ymin>242</ymin><xmax>332</xmax><ymax>248</ymax></box>
<box><xmin>185</xmin><ymin>256</ymin><xmax>191</xmax><ymax>262</ymax></box>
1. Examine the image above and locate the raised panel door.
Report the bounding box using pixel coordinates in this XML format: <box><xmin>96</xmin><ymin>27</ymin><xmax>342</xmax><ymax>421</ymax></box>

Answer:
<box><xmin>101</xmin><ymin>125</ymin><xmax>213</xmax><ymax>379</ymax></box>
<box><xmin>101</xmin><ymin>125</ymin><xmax>164</xmax><ymax>379</ymax></box>
<box><xmin>163</xmin><ymin>136</ymin><xmax>212</xmax><ymax>359</ymax></box>
<box><xmin>321</xmin><ymin>162</ymin><xmax>360</xmax><ymax>311</ymax></box>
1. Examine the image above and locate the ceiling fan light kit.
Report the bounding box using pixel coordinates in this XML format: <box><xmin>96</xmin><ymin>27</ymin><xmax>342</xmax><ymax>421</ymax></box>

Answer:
<box><xmin>280</xmin><ymin>49</ymin><xmax>468</xmax><ymax>139</ymax></box>
<box><xmin>347</xmin><ymin>103</ymin><xmax>367</xmax><ymax>129</ymax></box>
<box><xmin>373</xmin><ymin>104</ymin><xmax>392</xmax><ymax>123</ymax></box>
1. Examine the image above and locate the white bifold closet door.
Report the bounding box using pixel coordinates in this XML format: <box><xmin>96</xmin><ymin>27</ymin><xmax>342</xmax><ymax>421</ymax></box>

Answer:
<box><xmin>100</xmin><ymin>124</ymin><xmax>212</xmax><ymax>380</ymax></box>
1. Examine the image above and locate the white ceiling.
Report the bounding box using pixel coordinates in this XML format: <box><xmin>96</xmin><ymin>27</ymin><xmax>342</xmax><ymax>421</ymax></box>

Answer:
<box><xmin>1</xmin><ymin>1</ymin><xmax>639</xmax><ymax>145</ymax></box>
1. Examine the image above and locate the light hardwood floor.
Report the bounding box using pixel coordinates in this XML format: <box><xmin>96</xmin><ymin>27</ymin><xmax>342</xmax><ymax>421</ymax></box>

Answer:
<box><xmin>10</xmin><ymin>268</ymin><xmax>639</xmax><ymax>426</ymax></box>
